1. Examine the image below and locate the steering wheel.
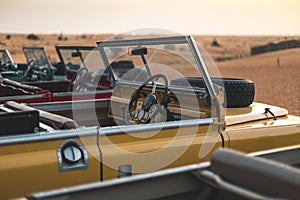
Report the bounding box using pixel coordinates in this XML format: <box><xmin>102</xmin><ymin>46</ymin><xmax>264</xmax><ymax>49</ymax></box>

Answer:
<box><xmin>125</xmin><ymin>74</ymin><xmax>169</xmax><ymax>124</ymax></box>
<box><xmin>23</xmin><ymin>60</ymin><xmax>51</xmax><ymax>81</ymax></box>
<box><xmin>23</xmin><ymin>60</ymin><xmax>35</xmax><ymax>81</ymax></box>
<box><xmin>37</xmin><ymin>66</ymin><xmax>51</xmax><ymax>81</ymax></box>
<box><xmin>0</xmin><ymin>58</ymin><xmax>16</xmax><ymax>71</ymax></box>
<box><xmin>71</xmin><ymin>67</ymin><xmax>89</xmax><ymax>92</ymax></box>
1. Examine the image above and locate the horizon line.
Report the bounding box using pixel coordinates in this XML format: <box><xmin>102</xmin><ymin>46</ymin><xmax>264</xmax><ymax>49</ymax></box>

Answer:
<box><xmin>0</xmin><ymin>31</ymin><xmax>299</xmax><ymax>37</ymax></box>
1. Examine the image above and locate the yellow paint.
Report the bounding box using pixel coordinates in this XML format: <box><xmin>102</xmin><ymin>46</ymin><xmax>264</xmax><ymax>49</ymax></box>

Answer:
<box><xmin>1</xmin><ymin>89</ymin><xmax>300</xmax><ymax>199</ymax></box>
<box><xmin>0</xmin><ymin>137</ymin><xmax>100</xmax><ymax>199</ymax></box>
<box><xmin>225</xmin><ymin>115</ymin><xmax>300</xmax><ymax>153</ymax></box>
<box><xmin>225</xmin><ymin>102</ymin><xmax>288</xmax><ymax>125</ymax></box>
<box><xmin>100</xmin><ymin>124</ymin><xmax>224</xmax><ymax>180</ymax></box>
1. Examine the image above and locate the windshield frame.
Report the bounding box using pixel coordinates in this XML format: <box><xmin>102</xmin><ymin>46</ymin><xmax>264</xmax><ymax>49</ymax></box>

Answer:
<box><xmin>0</xmin><ymin>49</ymin><xmax>16</xmax><ymax>65</ymax></box>
<box><xmin>97</xmin><ymin>36</ymin><xmax>217</xmax><ymax>102</ymax></box>
<box><xmin>97</xmin><ymin>36</ymin><xmax>224</xmax><ymax>129</ymax></box>
<box><xmin>55</xmin><ymin>45</ymin><xmax>96</xmax><ymax>69</ymax></box>
<box><xmin>22</xmin><ymin>47</ymin><xmax>51</xmax><ymax>69</ymax></box>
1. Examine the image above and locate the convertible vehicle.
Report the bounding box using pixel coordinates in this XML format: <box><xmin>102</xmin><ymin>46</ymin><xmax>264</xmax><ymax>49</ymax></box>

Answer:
<box><xmin>0</xmin><ymin>49</ymin><xmax>18</xmax><ymax>73</ymax></box>
<box><xmin>0</xmin><ymin>47</ymin><xmax>56</xmax><ymax>82</ymax></box>
<box><xmin>1</xmin><ymin>36</ymin><xmax>300</xmax><ymax>199</ymax></box>
<box><xmin>0</xmin><ymin>46</ymin><xmax>113</xmax><ymax>103</ymax></box>
<box><xmin>25</xmin><ymin>147</ymin><xmax>300</xmax><ymax>200</ymax></box>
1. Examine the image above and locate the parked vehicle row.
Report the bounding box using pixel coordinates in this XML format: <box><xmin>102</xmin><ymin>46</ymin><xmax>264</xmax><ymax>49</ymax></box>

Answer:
<box><xmin>0</xmin><ymin>46</ymin><xmax>113</xmax><ymax>103</ymax></box>
<box><xmin>0</xmin><ymin>36</ymin><xmax>300</xmax><ymax>199</ymax></box>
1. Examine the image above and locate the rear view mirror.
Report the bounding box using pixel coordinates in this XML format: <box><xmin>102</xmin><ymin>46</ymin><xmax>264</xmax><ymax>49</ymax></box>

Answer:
<box><xmin>129</xmin><ymin>47</ymin><xmax>147</xmax><ymax>56</ymax></box>
<box><xmin>72</xmin><ymin>52</ymin><xmax>82</xmax><ymax>58</ymax></box>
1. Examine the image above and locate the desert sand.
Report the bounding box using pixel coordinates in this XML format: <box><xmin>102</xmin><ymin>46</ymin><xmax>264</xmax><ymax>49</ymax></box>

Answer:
<box><xmin>218</xmin><ymin>49</ymin><xmax>300</xmax><ymax>116</ymax></box>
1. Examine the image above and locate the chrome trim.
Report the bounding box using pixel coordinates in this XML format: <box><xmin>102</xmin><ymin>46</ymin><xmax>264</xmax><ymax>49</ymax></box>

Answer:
<box><xmin>0</xmin><ymin>117</ymin><xmax>214</xmax><ymax>146</ymax></box>
<box><xmin>0</xmin><ymin>126</ymin><xmax>98</xmax><ymax>146</ymax></box>
<box><xmin>0</xmin><ymin>94</ymin><xmax>46</xmax><ymax>101</ymax></box>
<box><xmin>52</xmin><ymin>89</ymin><xmax>113</xmax><ymax>97</ymax></box>
<box><xmin>186</xmin><ymin>36</ymin><xmax>216</xmax><ymax>97</ymax></box>
<box><xmin>99</xmin><ymin>118</ymin><xmax>214</xmax><ymax>136</ymax></box>
<box><xmin>3</xmin><ymin>49</ymin><xmax>17</xmax><ymax>66</ymax></box>
<box><xmin>29</xmin><ymin>98</ymin><xmax>110</xmax><ymax>112</ymax></box>
<box><xmin>97</xmin><ymin>36</ymin><xmax>187</xmax><ymax>47</ymax></box>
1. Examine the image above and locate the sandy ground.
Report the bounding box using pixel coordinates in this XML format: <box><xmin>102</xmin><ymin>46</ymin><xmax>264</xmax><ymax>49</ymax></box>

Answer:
<box><xmin>218</xmin><ymin>49</ymin><xmax>300</xmax><ymax>116</ymax></box>
<box><xmin>0</xmin><ymin>33</ymin><xmax>299</xmax><ymax>116</ymax></box>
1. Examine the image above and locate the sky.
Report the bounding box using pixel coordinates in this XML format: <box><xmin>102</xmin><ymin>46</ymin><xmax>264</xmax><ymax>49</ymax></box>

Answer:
<box><xmin>0</xmin><ymin>0</ymin><xmax>299</xmax><ymax>35</ymax></box>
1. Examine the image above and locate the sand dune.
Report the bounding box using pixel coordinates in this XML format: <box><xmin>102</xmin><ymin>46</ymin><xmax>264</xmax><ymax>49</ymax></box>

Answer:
<box><xmin>218</xmin><ymin>49</ymin><xmax>300</xmax><ymax>116</ymax></box>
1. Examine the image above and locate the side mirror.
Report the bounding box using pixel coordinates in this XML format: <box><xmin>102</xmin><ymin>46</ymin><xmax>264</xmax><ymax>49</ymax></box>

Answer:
<box><xmin>129</xmin><ymin>47</ymin><xmax>147</xmax><ymax>56</ymax></box>
<box><xmin>71</xmin><ymin>52</ymin><xmax>82</xmax><ymax>58</ymax></box>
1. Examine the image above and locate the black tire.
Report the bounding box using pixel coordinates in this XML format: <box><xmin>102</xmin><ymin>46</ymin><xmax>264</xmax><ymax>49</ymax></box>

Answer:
<box><xmin>170</xmin><ymin>77</ymin><xmax>255</xmax><ymax>108</ymax></box>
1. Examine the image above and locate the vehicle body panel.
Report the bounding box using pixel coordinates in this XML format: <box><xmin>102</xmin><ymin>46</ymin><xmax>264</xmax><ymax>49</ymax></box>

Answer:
<box><xmin>0</xmin><ymin>128</ymin><xmax>100</xmax><ymax>199</ymax></box>
<box><xmin>24</xmin><ymin>147</ymin><xmax>300</xmax><ymax>200</ymax></box>
<box><xmin>226</xmin><ymin>115</ymin><xmax>300</xmax><ymax>152</ymax></box>
<box><xmin>99</xmin><ymin>121</ymin><xmax>224</xmax><ymax>180</ymax></box>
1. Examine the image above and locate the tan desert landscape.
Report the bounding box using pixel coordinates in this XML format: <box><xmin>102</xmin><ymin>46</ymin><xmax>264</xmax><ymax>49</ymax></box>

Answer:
<box><xmin>0</xmin><ymin>33</ymin><xmax>299</xmax><ymax>116</ymax></box>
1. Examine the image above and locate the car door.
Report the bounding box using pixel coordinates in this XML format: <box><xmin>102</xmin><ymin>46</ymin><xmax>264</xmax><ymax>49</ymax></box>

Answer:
<box><xmin>98</xmin><ymin>119</ymin><xmax>226</xmax><ymax>180</ymax></box>
<box><xmin>0</xmin><ymin>127</ymin><xmax>100</xmax><ymax>199</ymax></box>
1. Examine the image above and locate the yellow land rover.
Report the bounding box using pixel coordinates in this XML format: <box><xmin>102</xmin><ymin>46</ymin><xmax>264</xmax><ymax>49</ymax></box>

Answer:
<box><xmin>0</xmin><ymin>36</ymin><xmax>299</xmax><ymax>199</ymax></box>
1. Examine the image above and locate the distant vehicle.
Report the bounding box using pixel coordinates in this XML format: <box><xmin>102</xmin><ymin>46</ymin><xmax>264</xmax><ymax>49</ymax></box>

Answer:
<box><xmin>0</xmin><ymin>36</ymin><xmax>300</xmax><ymax>199</ymax></box>
<box><xmin>22</xmin><ymin>47</ymin><xmax>58</xmax><ymax>81</ymax></box>
<box><xmin>0</xmin><ymin>46</ymin><xmax>114</xmax><ymax>103</ymax></box>
<box><xmin>0</xmin><ymin>49</ymin><xmax>18</xmax><ymax>73</ymax></box>
<box><xmin>0</xmin><ymin>48</ymin><xmax>55</xmax><ymax>82</ymax></box>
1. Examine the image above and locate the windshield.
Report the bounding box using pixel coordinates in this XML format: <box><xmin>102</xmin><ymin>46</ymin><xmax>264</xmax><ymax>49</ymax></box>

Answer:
<box><xmin>102</xmin><ymin>43</ymin><xmax>199</xmax><ymax>83</ymax></box>
<box><xmin>97</xmin><ymin>36</ymin><xmax>223</xmax><ymax>93</ymax></box>
<box><xmin>56</xmin><ymin>46</ymin><xmax>104</xmax><ymax>73</ymax></box>
<box><xmin>94</xmin><ymin>35</ymin><xmax>225</xmax><ymax>161</ymax></box>
<box><xmin>95</xmin><ymin>36</ymin><xmax>224</xmax><ymax>123</ymax></box>
<box><xmin>22</xmin><ymin>47</ymin><xmax>50</xmax><ymax>68</ymax></box>
<box><xmin>0</xmin><ymin>50</ymin><xmax>14</xmax><ymax>64</ymax></box>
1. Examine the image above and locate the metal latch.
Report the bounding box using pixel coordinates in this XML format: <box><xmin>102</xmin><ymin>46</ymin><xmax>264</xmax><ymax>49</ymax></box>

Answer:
<box><xmin>57</xmin><ymin>139</ymin><xmax>88</xmax><ymax>172</ymax></box>
<box><xmin>118</xmin><ymin>164</ymin><xmax>132</xmax><ymax>178</ymax></box>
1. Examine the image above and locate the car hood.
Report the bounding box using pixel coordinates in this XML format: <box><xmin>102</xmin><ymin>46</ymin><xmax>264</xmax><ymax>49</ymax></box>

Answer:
<box><xmin>225</xmin><ymin>102</ymin><xmax>288</xmax><ymax>126</ymax></box>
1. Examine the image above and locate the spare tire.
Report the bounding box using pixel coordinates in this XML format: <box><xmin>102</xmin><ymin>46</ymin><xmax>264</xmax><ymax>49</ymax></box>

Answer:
<box><xmin>170</xmin><ymin>77</ymin><xmax>255</xmax><ymax>108</ymax></box>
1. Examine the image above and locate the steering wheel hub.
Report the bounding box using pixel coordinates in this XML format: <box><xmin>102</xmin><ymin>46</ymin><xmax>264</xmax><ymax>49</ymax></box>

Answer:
<box><xmin>142</xmin><ymin>94</ymin><xmax>156</xmax><ymax>111</ymax></box>
<box><xmin>125</xmin><ymin>74</ymin><xmax>169</xmax><ymax>124</ymax></box>
<box><xmin>137</xmin><ymin>109</ymin><xmax>145</xmax><ymax>121</ymax></box>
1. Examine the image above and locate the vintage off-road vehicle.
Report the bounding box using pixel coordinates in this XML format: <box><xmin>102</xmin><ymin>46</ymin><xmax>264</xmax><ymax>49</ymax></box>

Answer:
<box><xmin>0</xmin><ymin>47</ymin><xmax>57</xmax><ymax>82</ymax></box>
<box><xmin>25</xmin><ymin>146</ymin><xmax>300</xmax><ymax>200</ymax></box>
<box><xmin>0</xmin><ymin>46</ymin><xmax>113</xmax><ymax>103</ymax></box>
<box><xmin>0</xmin><ymin>36</ymin><xmax>300</xmax><ymax>199</ymax></box>
<box><xmin>0</xmin><ymin>49</ymin><xmax>18</xmax><ymax>72</ymax></box>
